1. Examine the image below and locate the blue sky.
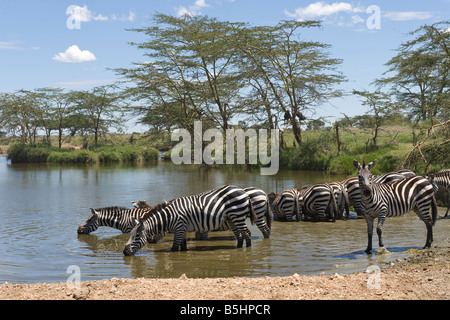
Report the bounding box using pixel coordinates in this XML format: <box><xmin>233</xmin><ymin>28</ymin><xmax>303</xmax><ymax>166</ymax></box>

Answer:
<box><xmin>1</xmin><ymin>0</ymin><xmax>449</xmax><ymax>128</ymax></box>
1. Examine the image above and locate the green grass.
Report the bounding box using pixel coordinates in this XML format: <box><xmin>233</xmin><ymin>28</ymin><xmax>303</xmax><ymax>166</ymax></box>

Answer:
<box><xmin>7</xmin><ymin>143</ymin><xmax>159</xmax><ymax>164</ymax></box>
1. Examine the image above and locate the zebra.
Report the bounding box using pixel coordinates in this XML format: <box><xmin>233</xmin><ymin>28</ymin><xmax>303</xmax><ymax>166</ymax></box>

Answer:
<box><xmin>123</xmin><ymin>185</ymin><xmax>257</xmax><ymax>255</ymax></box>
<box><xmin>343</xmin><ymin>169</ymin><xmax>416</xmax><ymax>217</ymax></box>
<box><xmin>326</xmin><ymin>181</ymin><xmax>350</xmax><ymax>219</ymax></box>
<box><xmin>297</xmin><ymin>183</ymin><xmax>338</xmax><ymax>222</ymax></box>
<box><xmin>77</xmin><ymin>206</ymin><xmax>165</xmax><ymax>242</ymax></box>
<box><xmin>134</xmin><ymin>187</ymin><xmax>273</xmax><ymax>239</ymax></box>
<box><xmin>268</xmin><ymin>189</ymin><xmax>301</xmax><ymax>221</ymax></box>
<box><xmin>353</xmin><ymin>160</ymin><xmax>437</xmax><ymax>253</ymax></box>
<box><xmin>427</xmin><ymin>169</ymin><xmax>450</xmax><ymax>217</ymax></box>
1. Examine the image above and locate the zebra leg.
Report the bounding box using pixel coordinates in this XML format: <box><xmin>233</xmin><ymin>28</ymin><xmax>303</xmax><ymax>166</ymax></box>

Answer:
<box><xmin>256</xmin><ymin>221</ymin><xmax>270</xmax><ymax>238</ymax></box>
<box><xmin>171</xmin><ymin>228</ymin><xmax>187</xmax><ymax>252</ymax></box>
<box><xmin>364</xmin><ymin>216</ymin><xmax>374</xmax><ymax>253</ymax></box>
<box><xmin>445</xmin><ymin>190</ymin><xmax>450</xmax><ymax>218</ymax></box>
<box><xmin>424</xmin><ymin>223</ymin><xmax>433</xmax><ymax>249</ymax></box>
<box><xmin>376</xmin><ymin>216</ymin><xmax>386</xmax><ymax>249</ymax></box>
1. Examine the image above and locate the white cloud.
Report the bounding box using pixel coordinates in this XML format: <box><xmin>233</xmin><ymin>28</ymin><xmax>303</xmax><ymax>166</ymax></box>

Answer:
<box><xmin>66</xmin><ymin>5</ymin><xmax>108</xmax><ymax>22</ymax></box>
<box><xmin>285</xmin><ymin>1</ymin><xmax>364</xmax><ymax>21</ymax></box>
<box><xmin>383</xmin><ymin>11</ymin><xmax>433</xmax><ymax>21</ymax></box>
<box><xmin>66</xmin><ymin>5</ymin><xmax>136</xmax><ymax>24</ymax></box>
<box><xmin>53</xmin><ymin>45</ymin><xmax>97</xmax><ymax>63</ymax></box>
<box><xmin>175</xmin><ymin>0</ymin><xmax>211</xmax><ymax>17</ymax></box>
<box><xmin>0</xmin><ymin>40</ymin><xmax>23</xmax><ymax>50</ymax></box>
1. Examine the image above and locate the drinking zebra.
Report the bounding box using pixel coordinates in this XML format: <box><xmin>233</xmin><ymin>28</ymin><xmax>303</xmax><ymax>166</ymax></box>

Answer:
<box><xmin>77</xmin><ymin>206</ymin><xmax>165</xmax><ymax>243</ymax></box>
<box><xmin>297</xmin><ymin>183</ymin><xmax>338</xmax><ymax>222</ymax></box>
<box><xmin>133</xmin><ymin>187</ymin><xmax>273</xmax><ymax>239</ymax></box>
<box><xmin>353</xmin><ymin>160</ymin><xmax>437</xmax><ymax>253</ymax></box>
<box><xmin>268</xmin><ymin>189</ymin><xmax>301</xmax><ymax>221</ymax></box>
<box><xmin>123</xmin><ymin>185</ymin><xmax>257</xmax><ymax>255</ymax></box>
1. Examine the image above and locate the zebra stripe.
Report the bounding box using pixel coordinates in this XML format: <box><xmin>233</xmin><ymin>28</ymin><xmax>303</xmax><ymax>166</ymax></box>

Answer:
<box><xmin>77</xmin><ymin>206</ymin><xmax>142</xmax><ymax>234</ymax></box>
<box><xmin>123</xmin><ymin>185</ymin><xmax>256</xmax><ymax>255</ymax></box>
<box><xmin>428</xmin><ymin>169</ymin><xmax>450</xmax><ymax>217</ymax></box>
<box><xmin>326</xmin><ymin>181</ymin><xmax>350</xmax><ymax>219</ymax></box>
<box><xmin>268</xmin><ymin>189</ymin><xmax>300</xmax><ymax>221</ymax></box>
<box><xmin>298</xmin><ymin>183</ymin><xmax>338</xmax><ymax>222</ymax></box>
<box><xmin>354</xmin><ymin>160</ymin><xmax>437</xmax><ymax>253</ymax></box>
<box><xmin>77</xmin><ymin>206</ymin><xmax>165</xmax><ymax>242</ymax></box>
<box><xmin>343</xmin><ymin>169</ymin><xmax>416</xmax><ymax>217</ymax></box>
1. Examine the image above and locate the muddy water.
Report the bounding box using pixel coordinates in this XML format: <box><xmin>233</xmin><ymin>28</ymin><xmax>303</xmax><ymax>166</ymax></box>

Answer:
<box><xmin>0</xmin><ymin>157</ymin><xmax>448</xmax><ymax>284</ymax></box>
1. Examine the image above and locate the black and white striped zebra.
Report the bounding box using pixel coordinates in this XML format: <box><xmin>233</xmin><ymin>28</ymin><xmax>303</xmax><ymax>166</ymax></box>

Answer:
<box><xmin>297</xmin><ymin>183</ymin><xmax>338</xmax><ymax>222</ymax></box>
<box><xmin>123</xmin><ymin>185</ymin><xmax>257</xmax><ymax>255</ymax></box>
<box><xmin>194</xmin><ymin>187</ymin><xmax>272</xmax><ymax>239</ymax></box>
<box><xmin>78</xmin><ymin>206</ymin><xmax>142</xmax><ymax>234</ymax></box>
<box><xmin>343</xmin><ymin>169</ymin><xmax>416</xmax><ymax>217</ymax></box>
<box><xmin>77</xmin><ymin>206</ymin><xmax>165</xmax><ymax>242</ymax></box>
<box><xmin>135</xmin><ymin>187</ymin><xmax>272</xmax><ymax>239</ymax></box>
<box><xmin>268</xmin><ymin>189</ymin><xmax>301</xmax><ymax>221</ymax></box>
<box><xmin>353</xmin><ymin>160</ymin><xmax>437</xmax><ymax>253</ymax></box>
<box><xmin>427</xmin><ymin>169</ymin><xmax>450</xmax><ymax>217</ymax></box>
<box><xmin>326</xmin><ymin>181</ymin><xmax>350</xmax><ymax>219</ymax></box>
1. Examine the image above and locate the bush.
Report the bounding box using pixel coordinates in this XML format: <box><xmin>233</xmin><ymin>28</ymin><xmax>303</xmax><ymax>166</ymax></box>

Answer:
<box><xmin>7</xmin><ymin>143</ymin><xmax>51</xmax><ymax>163</ymax></box>
<box><xmin>47</xmin><ymin>150</ymin><xmax>98</xmax><ymax>164</ymax></box>
<box><xmin>7</xmin><ymin>143</ymin><xmax>30</xmax><ymax>163</ymax></box>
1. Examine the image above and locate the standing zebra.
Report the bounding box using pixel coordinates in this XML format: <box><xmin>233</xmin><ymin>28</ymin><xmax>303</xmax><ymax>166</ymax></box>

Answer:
<box><xmin>353</xmin><ymin>160</ymin><xmax>437</xmax><ymax>253</ymax></box>
<box><xmin>343</xmin><ymin>170</ymin><xmax>415</xmax><ymax>217</ymax></box>
<box><xmin>77</xmin><ymin>206</ymin><xmax>165</xmax><ymax>242</ymax></box>
<box><xmin>297</xmin><ymin>183</ymin><xmax>338</xmax><ymax>222</ymax></box>
<box><xmin>268</xmin><ymin>189</ymin><xmax>301</xmax><ymax>221</ymax></box>
<box><xmin>123</xmin><ymin>185</ymin><xmax>257</xmax><ymax>255</ymax></box>
<box><xmin>428</xmin><ymin>169</ymin><xmax>450</xmax><ymax>217</ymax></box>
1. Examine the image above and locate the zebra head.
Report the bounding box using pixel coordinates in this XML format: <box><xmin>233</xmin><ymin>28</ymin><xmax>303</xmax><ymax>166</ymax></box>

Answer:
<box><xmin>77</xmin><ymin>208</ymin><xmax>99</xmax><ymax>234</ymax></box>
<box><xmin>353</xmin><ymin>160</ymin><xmax>377</xmax><ymax>198</ymax></box>
<box><xmin>123</xmin><ymin>218</ymin><xmax>147</xmax><ymax>256</ymax></box>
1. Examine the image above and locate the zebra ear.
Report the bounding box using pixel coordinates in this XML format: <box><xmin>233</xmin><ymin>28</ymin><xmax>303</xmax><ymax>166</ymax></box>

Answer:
<box><xmin>368</xmin><ymin>160</ymin><xmax>377</xmax><ymax>170</ymax></box>
<box><xmin>353</xmin><ymin>160</ymin><xmax>361</xmax><ymax>170</ymax></box>
<box><xmin>90</xmin><ymin>208</ymin><xmax>98</xmax><ymax>215</ymax></box>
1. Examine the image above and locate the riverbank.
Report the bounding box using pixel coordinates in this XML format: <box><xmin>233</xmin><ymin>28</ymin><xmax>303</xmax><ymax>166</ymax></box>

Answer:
<box><xmin>1</xmin><ymin>239</ymin><xmax>448</xmax><ymax>300</ymax></box>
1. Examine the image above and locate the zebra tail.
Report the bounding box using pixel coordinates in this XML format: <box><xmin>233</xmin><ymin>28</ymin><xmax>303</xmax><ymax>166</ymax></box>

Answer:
<box><xmin>343</xmin><ymin>189</ymin><xmax>350</xmax><ymax>218</ymax></box>
<box><xmin>265</xmin><ymin>198</ymin><xmax>273</xmax><ymax>230</ymax></box>
<box><xmin>294</xmin><ymin>193</ymin><xmax>301</xmax><ymax>222</ymax></box>
<box><xmin>248</xmin><ymin>197</ymin><xmax>257</xmax><ymax>225</ymax></box>
<box><xmin>431</xmin><ymin>196</ymin><xmax>438</xmax><ymax>226</ymax></box>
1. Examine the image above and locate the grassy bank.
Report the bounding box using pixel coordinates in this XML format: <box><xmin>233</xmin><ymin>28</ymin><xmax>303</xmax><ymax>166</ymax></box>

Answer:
<box><xmin>7</xmin><ymin>143</ymin><xmax>159</xmax><ymax>164</ymax></box>
<box><xmin>4</xmin><ymin>124</ymin><xmax>448</xmax><ymax>173</ymax></box>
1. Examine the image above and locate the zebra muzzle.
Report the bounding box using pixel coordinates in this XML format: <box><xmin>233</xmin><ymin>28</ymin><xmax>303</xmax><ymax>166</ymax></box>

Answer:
<box><xmin>123</xmin><ymin>245</ymin><xmax>135</xmax><ymax>256</ymax></box>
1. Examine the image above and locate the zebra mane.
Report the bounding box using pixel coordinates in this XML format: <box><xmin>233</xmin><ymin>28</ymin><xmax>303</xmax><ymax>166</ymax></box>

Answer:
<box><xmin>140</xmin><ymin>200</ymin><xmax>173</xmax><ymax>220</ymax></box>
<box><xmin>429</xmin><ymin>169</ymin><xmax>450</xmax><ymax>177</ymax></box>
<box><xmin>92</xmin><ymin>206</ymin><xmax>130</xmax><ymax>213</ymax></box>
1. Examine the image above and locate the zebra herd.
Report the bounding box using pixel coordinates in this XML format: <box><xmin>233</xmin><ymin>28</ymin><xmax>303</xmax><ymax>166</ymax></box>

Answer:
<box><xmin>77</xmin><ymin>161</ymin><xmax>450</xmax><ymax>256</ymax></box>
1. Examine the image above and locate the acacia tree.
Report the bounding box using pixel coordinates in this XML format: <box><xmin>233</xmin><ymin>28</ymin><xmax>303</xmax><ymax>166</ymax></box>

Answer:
<box><xmin>118</xmin><ymin>14</ymin><xmax>245</xmax><ymax>133</ymax></box>
<box><xmin>71</xmin><ymin>85</ymin><xmax>125</xmax><ymax>145</ymax></box>
<box><xmin>353</xmin><ymin>89</ymin><xmax>397</xmax><ymax>149</ymax></box>
<box><xmin>377</xmin><ymin>21</ymin><xmax>450</xmax><ymax>122</ymax></box>
<box><xmin>238</xmin><ymin>20</ymin><xmax>345</xmax><ymax>144</ymax></box>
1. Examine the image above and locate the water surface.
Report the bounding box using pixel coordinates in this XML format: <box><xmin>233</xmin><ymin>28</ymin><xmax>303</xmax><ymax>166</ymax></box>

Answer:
<box><xmin>0</xmin><ymin>157</ymin><xmax>448</xmax><ymax>284</ymax></box>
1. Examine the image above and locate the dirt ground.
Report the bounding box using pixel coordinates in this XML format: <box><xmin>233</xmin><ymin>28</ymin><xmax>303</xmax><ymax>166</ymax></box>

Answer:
<box><xmin>1</xmin><ymin>240</ymin><xmax>448</xmax><ymax>301</ymax></box>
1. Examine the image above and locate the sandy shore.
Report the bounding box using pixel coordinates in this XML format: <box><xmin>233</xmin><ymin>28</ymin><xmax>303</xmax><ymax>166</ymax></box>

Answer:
<box><xmin>0</xmin><ymin>239</ymin><xmax>448</xmax><ymax>301</ymax></box>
